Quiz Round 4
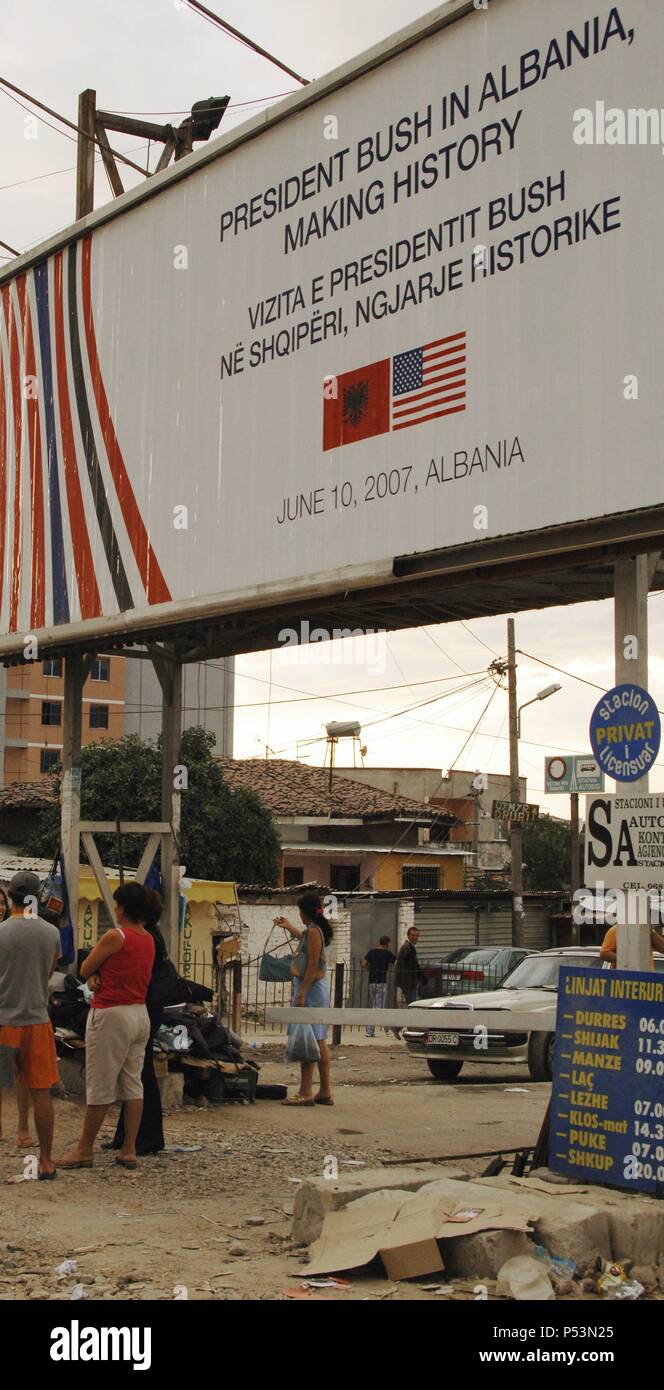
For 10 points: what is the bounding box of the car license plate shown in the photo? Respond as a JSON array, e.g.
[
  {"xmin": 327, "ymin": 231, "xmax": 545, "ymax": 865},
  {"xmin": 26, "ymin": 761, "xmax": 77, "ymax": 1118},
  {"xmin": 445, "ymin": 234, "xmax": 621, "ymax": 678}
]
[{"xmin": 426, "ymin": 1030, "xmax": 459, "ymax": 1046}]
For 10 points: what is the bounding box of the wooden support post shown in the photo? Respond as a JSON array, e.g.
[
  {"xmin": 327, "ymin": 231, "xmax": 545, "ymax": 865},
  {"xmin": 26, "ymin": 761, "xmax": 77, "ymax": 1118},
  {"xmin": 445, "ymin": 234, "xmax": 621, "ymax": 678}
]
[
  {"xmin": 75, "ymin": 89, "xmax": 96, "ymax": 219},
  {"xmin": 151, "ymin": 648, "xmax": 183, "ymax": 960},
  {"xmin": 61, "ymin": 656, "xmax": 85, "ymax": 958},
  {"xmin": 570, "ymin": 792, "xmax": 580, "ymax": 945},
  {"xmin": 332, "ymin": 963, "xmax": 345, "ymax": 1046}
]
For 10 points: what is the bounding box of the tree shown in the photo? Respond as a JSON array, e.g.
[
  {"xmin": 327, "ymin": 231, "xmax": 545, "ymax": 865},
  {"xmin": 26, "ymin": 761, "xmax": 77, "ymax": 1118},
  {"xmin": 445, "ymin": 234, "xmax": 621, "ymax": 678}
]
[
  {"xmin": 521, "ymin": 813, "xmax": 580, "ymax": 892},
  {"xmin": 25, "ymin": 726, "xmax": 280, "ymax": 885}
]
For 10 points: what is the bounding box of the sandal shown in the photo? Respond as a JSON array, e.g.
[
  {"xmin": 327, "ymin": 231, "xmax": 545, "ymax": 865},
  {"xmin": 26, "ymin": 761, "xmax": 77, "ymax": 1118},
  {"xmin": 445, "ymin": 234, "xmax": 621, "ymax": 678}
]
[
  {"xmin": 314, "ymin": 1096, "xmax": 334, "ymax": 1106},
  {"xmin": 281, "ymin": 1096, "xmax": 316, "ymax": 1107},
  {"xmin": 57, "ymin": 1157, "xmax": 94, "ymax": 1170},
  {"xmin": 115, "ymin": 1156, "xmax": 138, "ymax": 1169}
]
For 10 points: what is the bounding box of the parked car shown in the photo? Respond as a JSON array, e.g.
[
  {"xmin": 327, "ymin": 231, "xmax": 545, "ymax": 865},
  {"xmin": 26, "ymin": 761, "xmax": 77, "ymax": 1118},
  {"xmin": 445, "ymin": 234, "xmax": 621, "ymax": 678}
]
[
  {"xmin": 401, "ymin": 946, "xmax": 664, "ymax": 1082},
  {"xmin": 420, "ymin": 945, "xmax": 534, "ymax": 998}
]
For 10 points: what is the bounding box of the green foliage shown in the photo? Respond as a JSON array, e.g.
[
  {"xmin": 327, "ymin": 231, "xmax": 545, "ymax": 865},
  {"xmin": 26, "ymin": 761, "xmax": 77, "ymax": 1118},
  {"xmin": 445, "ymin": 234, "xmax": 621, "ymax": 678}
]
[
  {"xmin": 25, "ymin": 726, "xmax": 280, "ymax": 886},
  {"xmin": 521, "ymin": 813, "xmax": 581, "ymax": 892}
]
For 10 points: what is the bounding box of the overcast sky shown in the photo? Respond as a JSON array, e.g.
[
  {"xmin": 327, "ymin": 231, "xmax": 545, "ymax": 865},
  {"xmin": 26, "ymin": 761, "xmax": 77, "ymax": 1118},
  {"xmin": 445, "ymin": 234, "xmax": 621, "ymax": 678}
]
[{"xmin": 2, "ymin": 0, "xmax": 663, "ymax": 816}]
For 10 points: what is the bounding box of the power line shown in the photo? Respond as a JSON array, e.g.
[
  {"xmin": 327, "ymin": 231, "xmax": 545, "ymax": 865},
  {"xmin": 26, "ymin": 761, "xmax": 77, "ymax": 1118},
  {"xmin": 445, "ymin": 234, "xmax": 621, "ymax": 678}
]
[
  {"xmin": 107, "ymin": 90, "xmax": 298, "ymax": 116},
  {"xmin": 0, "ymin": 76, "xmax": 150, "ymax": 177},
  {"xmin": 181, "ymin": 0, "xmax": 310, "ymax": 86}
]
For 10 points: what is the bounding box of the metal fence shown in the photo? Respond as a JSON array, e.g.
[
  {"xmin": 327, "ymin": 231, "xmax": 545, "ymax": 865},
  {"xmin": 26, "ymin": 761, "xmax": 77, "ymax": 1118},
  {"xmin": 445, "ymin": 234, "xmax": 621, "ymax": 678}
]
[{"xmin": 202, "ymin": 954, "xmax": 516, "ymax": 1039}]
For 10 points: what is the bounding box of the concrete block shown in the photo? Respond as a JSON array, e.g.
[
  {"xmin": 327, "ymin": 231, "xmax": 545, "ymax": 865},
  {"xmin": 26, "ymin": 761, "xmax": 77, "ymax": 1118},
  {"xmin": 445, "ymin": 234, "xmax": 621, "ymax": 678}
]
[
  {"xmin": 533, "ymin": 1205, "xmax": 611, "ymax": 1266},
  {"xmin": 292, "ymin": 1164, "xmax": 468, "ymax": 1246},
  {"xmin": 475, "ymin": 1172, "xmax": 664, "ymax": 1266},
  {"xmin": 158, "ymin": 1072, "xmax": 184, "ymax": 1112},
  {"xmin": 441, "ymin": 1229, "xmax": 533, "ymax": 1279}
]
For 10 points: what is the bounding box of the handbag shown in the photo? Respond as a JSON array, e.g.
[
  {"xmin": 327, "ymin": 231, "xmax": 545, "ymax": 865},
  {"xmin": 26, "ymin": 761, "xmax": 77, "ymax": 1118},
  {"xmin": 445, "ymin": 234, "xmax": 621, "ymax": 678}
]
[{"xmin": 259, "ymin": 923, "xmax": 296, "ymax": 983}]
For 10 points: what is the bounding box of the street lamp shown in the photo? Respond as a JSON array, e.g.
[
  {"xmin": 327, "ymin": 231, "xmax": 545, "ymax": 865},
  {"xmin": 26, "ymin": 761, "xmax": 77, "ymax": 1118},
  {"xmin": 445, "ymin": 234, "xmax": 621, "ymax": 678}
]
[{"xmin": 517, "ymin": 683, "xmax": 562, "ymax": 737}]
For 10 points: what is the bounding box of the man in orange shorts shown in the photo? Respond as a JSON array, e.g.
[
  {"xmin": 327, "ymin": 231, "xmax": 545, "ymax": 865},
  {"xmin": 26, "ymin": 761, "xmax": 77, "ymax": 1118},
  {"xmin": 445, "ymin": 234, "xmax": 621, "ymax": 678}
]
[{"xmin": 0, "ymin": 871, "xmax": 61, "ymax": 1178}]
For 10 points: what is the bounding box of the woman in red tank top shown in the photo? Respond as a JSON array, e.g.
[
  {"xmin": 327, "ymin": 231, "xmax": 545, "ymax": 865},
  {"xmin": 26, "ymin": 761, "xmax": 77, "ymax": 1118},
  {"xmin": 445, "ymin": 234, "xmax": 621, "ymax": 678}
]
[{"xmin": 58, "ymin": 882, "xmax": 155, "ymax": 1172}]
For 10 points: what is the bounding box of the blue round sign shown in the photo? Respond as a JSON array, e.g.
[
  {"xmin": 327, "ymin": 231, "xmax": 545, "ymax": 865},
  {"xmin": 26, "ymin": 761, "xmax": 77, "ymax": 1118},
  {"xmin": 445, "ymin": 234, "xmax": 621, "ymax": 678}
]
[{"xmin": 589, "ymin": 683, "xmax": 661, "ymax": 783}]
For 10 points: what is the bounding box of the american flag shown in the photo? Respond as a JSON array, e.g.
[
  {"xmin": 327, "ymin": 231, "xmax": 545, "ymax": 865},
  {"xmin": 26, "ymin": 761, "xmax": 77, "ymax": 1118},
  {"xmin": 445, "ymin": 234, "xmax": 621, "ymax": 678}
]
[{"xmin": 391, "ymin": 331, "xmax": 466, "ymax": 431}]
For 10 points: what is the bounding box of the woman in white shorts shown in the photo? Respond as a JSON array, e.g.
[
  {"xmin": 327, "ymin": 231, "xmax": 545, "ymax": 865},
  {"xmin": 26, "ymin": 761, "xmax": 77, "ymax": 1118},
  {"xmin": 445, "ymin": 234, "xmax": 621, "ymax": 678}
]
[{"xmin": 58, "ymin": 882, "xmax": 155, "ymax": 1170}]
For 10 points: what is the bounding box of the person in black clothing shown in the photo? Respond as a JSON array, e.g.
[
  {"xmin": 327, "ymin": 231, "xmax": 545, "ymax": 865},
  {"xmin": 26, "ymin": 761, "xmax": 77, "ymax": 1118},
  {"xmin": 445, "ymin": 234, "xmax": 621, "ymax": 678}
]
[
  {"xmin": 395, "ymin": 926, "xmax": 425, "ymax": 1005},
  {"xmin": 103, "ymin": 888, "xmax": 166, "ymax": 1156},
  {"xmin": 362, "ymin": 935, "xmax": 396, "ymax": 1037}
]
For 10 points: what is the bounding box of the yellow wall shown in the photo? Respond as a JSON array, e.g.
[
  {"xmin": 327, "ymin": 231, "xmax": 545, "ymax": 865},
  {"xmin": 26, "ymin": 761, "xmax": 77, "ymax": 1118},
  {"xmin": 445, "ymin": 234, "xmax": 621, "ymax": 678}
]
[
  {"xmin": 74, "ymin": 878, "xmax": 237, "ymax": 986},
  {"xmin": 374, "ymin": 854, "xmax": 465, "ymax": 892}
]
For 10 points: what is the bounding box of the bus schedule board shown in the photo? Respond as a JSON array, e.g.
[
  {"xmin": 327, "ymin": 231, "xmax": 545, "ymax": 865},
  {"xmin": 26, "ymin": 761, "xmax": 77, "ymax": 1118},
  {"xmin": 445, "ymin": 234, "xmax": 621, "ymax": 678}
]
[{"xmin": 550, "ymin": 965, "xmax": 664, "ymax": 1195}]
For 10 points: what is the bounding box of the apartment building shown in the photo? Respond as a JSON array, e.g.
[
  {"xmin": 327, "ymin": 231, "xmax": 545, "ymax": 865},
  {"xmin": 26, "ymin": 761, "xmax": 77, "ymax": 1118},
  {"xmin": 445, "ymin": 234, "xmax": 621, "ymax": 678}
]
[
  {"xmin": 1, "ymin": 655, "xmax": 125, "ymax": 783},
  {"xmin": 0, "ymin": 653, "xmax": 235, "ymax": 787}
]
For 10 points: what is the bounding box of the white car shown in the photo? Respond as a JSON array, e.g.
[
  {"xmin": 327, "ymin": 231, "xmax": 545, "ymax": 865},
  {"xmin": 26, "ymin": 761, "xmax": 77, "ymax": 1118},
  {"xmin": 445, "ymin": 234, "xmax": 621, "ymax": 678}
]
[{"xmin": 401, "ymin": 946, "xmax": 664, "ymax": 1082}]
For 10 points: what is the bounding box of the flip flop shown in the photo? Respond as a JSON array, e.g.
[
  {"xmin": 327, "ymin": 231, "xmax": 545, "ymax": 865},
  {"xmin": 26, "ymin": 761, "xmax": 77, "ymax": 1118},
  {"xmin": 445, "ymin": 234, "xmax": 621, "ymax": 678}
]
[
  {"xmin": 114, "ymin": 1156, "xmax": 138, "ymax": 1169},
  {"xmin": 57, "ymin": 1158, "xmax": 93, "ymax": 1170},
  {"xmin": 281, "ymin": 1096, "xmax": 316, "ymax": 1107},
  {"xmin": 38, "ymin": 1168, "xmax": 57, "ymax": 1181},
  {"xmin": 314, "ymin": 1096, "xmax": 334, "ymax": 1106}
]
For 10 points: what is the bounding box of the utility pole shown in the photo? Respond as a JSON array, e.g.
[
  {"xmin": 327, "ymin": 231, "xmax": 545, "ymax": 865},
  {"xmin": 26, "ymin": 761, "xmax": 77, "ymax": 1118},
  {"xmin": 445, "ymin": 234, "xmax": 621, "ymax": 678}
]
[
  {"xmin": 507, "ymin": 618, "xmax": 524, "ymax": 947},
  {"xmin": 570, "ymin": 791, "xmax": 580, "ymax": 943}
]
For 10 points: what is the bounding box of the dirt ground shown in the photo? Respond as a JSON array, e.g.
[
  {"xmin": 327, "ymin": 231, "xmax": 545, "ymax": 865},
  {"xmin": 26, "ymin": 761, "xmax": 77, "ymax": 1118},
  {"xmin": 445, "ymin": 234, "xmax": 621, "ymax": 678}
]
[{"xmin": 0, "ymin": 1043, "xmax": 601, "ymax": 1301}]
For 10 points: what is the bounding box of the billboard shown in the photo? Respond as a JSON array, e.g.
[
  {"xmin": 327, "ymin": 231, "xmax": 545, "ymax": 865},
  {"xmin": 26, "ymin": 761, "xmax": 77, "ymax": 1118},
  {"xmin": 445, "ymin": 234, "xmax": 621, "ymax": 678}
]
[{"xmin": 0, "ymin": 0, "xmax": 662, "ymax": 653}]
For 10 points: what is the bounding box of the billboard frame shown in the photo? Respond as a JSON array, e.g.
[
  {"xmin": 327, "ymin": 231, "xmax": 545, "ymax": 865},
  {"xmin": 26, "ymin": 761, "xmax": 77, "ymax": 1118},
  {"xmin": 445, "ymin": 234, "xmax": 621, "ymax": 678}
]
[{"xmin": 0, "ymin": 0, "xmax": 663, "ymax": 663}]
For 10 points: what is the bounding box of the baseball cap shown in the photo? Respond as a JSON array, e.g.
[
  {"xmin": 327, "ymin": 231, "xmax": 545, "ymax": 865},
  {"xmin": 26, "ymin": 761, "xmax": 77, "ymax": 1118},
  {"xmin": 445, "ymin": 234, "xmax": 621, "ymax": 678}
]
[{"xmin": 8, "ymin": 870, "xmax": 41, "ymax": 905}]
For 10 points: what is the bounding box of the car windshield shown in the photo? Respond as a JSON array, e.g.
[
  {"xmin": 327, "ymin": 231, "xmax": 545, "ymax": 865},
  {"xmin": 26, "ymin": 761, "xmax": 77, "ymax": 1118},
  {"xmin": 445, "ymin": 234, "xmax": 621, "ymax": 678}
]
[{"xmin": 502, "ymin": 954, "xmax": 600, "ymax": 989}]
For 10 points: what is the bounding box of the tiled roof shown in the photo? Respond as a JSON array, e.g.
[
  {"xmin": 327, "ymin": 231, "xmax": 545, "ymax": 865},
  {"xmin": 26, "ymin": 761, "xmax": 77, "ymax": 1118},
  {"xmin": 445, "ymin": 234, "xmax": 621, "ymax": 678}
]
[
  {"xmin": 216, "ymin": 758, "xmax": 454, "ymax": 824},
  {"xmin": 0, "ymin": 780, "xmax": 57, "ymax": 809}
]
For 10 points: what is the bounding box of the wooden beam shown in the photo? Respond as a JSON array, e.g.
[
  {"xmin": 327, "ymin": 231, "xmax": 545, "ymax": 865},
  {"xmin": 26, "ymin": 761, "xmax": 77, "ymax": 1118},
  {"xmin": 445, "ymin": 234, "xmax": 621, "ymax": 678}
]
[
  {"xmin": 75, "ymin": 88, "xmax": 96, "ymax": 219},
  {"xmin": 94, "ymin": 118, "xmax": 124, "ymax": 198},
  {"xmin": 155, "ymin": 137, "xmax": 176, "ymax": 173},
  {"xmin": 78, "ymin": 821, "xmax": 170, "ymax": 833},
  {"xmin": 266, "ymin": 1006, "xmax": 557, "ymax": 1031},
  {"xmin": 96, "ymin": 111, "xmax": 173, "ymax": 141},
  {"xmin": 134, "ymin": 833, "xmax": 162, "ymax": 885},
  {"xmin": 80, "ymin": 831, "xmax": 118, "ymax": 920},
  {"xmin": 61, "ymin": 655, "xmax": 85, "ymax": 952}
]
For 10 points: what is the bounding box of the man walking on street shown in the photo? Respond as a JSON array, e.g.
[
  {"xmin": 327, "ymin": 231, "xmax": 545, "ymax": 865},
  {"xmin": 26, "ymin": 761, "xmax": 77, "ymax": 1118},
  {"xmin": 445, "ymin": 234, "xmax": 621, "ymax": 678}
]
[
  {"xmin": 363, "ymin": 935, "xmax": 396, "ymax": 1036},
  {"xmin": 396, "ymin": 925, "xmax": 425, "ymax": 1005},
  {"xmin": 0, "ymin": 872, "xmax": 61, "ymax": 1178}
]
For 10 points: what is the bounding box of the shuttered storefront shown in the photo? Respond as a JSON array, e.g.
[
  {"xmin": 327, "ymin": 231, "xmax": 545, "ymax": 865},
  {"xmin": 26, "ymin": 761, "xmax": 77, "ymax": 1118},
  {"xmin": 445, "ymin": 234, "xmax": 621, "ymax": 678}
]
[
  {"xmin": 413, "ymin": 902, "xmax": 479, "ymax": 959},
  {"xmin": 411, "ymin": 898, "xmax": 553, "ymax": 958},
  {"xmin": 523, "ymin": 902, "xmax": 551, "ymax": 950},
  {"xmin": 477, "ymin": 907, "xmax": 513, "ymax": 946}
]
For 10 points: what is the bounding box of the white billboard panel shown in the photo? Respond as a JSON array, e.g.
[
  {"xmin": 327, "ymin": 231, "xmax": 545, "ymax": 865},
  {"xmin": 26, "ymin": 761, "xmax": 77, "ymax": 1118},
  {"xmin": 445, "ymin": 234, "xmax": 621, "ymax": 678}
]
[{"xmin": 0, "ymin": 0, "xmax": 662, "ymax": 649}]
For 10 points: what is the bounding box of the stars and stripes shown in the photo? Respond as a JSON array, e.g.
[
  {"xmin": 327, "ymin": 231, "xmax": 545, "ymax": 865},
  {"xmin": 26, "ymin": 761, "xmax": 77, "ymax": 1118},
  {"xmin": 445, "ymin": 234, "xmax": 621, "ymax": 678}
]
[
  {"xmin": 323, "ymin": 329, "xmax": 467, "ymax": 450},
  {"xmin": 392, "ymin": 331, "xmax": 466, "ymax": 431},
  {"xmin": 0, "ymin": 235, "xmax": 171, "ymax": 633}
]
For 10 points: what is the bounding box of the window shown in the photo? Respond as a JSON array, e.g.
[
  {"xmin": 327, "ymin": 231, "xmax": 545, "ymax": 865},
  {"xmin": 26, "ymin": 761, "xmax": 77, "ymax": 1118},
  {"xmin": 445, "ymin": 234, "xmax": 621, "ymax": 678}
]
[
  {"xmin": 402, "ymin": 865, "xmax": 439, "ymax": 891},
  {"xmin": 40, "ymin": 748, "xmax": 60, "ymax": 773},
  {"xmin": 42, "ymin": 658, "xmax": 62, "ymax": 678},
  {"xmin": 283, "ymin": 866, "xmax": 304, "ymax": 887},
  {"xmin": 41, "ymin": 701, "xmax": 61, "ymax": 726},
  {"xmin": 89, "ymin": 657, "xmax": 110, "ymax": 682},
  {"xmin": 330, "ymin": 864, "xmax": 360, "ymax": 892},
  {"xmin": 89, "ymin": 704, "xmax": 109, "ymax": 729}
]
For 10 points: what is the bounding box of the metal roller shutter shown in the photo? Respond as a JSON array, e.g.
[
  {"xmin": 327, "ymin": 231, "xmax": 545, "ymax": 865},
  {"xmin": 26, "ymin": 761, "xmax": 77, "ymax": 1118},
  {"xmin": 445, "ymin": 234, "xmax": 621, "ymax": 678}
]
[
  {"xmin": 413, "ymin": 902, "xmax": 478, "ymax": 960},
  {"xmin": 477, "ymin": 908, "xmax": 513, "ymax": 946},
  {"xmin": 523, "ymin": 904, "xmax": 551, "ymax": 950}
]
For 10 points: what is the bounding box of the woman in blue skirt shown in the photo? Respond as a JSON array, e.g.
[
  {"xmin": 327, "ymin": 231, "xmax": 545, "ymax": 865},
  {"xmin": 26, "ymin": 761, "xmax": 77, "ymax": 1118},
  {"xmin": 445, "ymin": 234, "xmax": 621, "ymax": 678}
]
[{"xmin": 274, "ymin": 891, "xmax": 334, "ymax": 1107}]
